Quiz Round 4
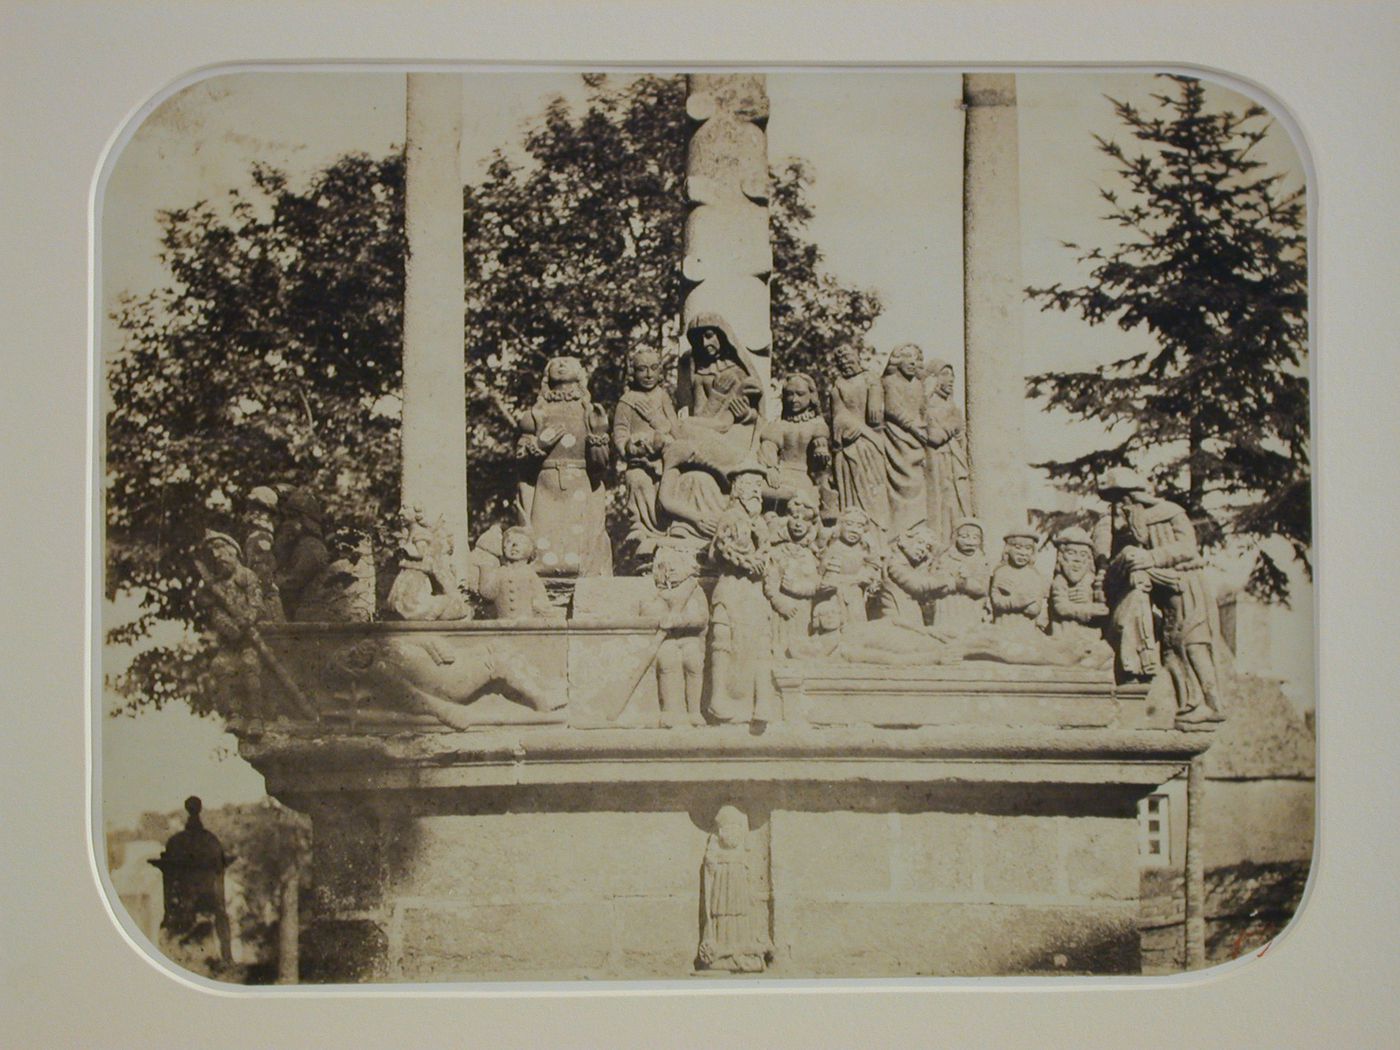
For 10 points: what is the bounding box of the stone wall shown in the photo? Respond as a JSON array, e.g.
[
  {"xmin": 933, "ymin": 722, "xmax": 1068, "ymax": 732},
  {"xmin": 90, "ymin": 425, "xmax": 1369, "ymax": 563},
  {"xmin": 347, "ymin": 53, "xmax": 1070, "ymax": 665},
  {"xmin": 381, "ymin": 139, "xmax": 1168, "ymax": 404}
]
[{"xmin": 295, "ymin": 778, "xmax": 1146, "ymax": 981}]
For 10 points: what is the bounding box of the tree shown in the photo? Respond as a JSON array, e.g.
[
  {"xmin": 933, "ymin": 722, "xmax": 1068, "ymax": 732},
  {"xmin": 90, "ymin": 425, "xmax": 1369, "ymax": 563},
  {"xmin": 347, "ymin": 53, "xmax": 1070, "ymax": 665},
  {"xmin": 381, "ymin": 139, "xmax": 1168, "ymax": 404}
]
[
  {"xmin": 106, "ymin": 73, "xmax": 880, "ymax": 713},
  {"xmin": 461, "ymin": 74, "xmax": 880, "ymax": 528},
  {"xmin": 1025, "ymin": 75, "xmax": 1308, "ymax": 602}
]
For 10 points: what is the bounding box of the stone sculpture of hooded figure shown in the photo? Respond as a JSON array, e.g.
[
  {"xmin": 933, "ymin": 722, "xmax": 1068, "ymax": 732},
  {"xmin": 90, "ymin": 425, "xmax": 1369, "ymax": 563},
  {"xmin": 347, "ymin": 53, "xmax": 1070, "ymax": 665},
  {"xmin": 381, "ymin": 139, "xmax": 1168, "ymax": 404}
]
[
  {"xmin": 675, "ymin": 312, "xmax": 767, "ymax": 432},
  {"xmin": 921, "ymin": 357, "xmax": 971, "ymax": 548}
]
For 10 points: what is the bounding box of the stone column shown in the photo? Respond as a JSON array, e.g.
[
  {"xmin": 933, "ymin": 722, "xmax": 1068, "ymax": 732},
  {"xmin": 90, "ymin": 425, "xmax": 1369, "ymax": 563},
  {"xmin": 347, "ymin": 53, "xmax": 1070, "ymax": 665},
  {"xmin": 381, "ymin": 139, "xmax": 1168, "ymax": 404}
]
[
  {"xmin": 683, "ymin": 74, "xmax": 773, "ymax": 413},
  {"xmin": 1184, "ymin": 755, "xmax": 1206, "ymax": 968},
  {"xmin": 962, "ymin": 73, "xmax": 1027, "ymax": 536},
  {"xmin": 402, "ymin": 74, "xmax": 470, "ymax": 565}
]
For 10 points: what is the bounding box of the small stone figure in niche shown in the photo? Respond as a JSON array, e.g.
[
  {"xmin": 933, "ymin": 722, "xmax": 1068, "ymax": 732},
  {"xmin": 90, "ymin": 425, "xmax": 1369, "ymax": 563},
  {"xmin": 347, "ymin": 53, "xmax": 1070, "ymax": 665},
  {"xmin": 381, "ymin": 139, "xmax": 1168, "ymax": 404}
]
[
  {"xmin": 818, "ymin": 507, "xmax": 884, "ymax": 624},
  {"xmin": 476, "ymin": 526, "xmax": 563, "ymax": 621},
  {"xmin": 921, "ymin": 358, "xmax": 971, "ymax": 549},
  {"xmin": 194, "ymin": 530, "xmax": 273, "ymax": 721},
  {"xmin": 515, "ymin": 355, "xmax": 613, "ymax": 578},
  {"xmin": 758, "ymin": 372, "xmax": 831, "ymax": 506},
  {"xmin": 697, "ymin": 806, "xmax": 772, "ymax": 974},
  {"xmin": 677, "ymin": 313, "xmax": 766, "ymax": 433},
  {"xmin": 385, "ymin": 504, "xmax": 469, "ymax": 621},
  {"xmin": 242, "ymin": 485, "xmax": 283, "ymax": 622},
  {"xmin": 1049, "ymin": 526, "xmax": 1112, "ymax": 652},
  {"xmin": 296, "ymin": 526, "xmax": 376, "ymax": 623},
  {"xmin": 1098, "ymin": 468, "xmax": 1224, "ymax": 726},
  {"xmin": 762, "ymin": 489, "xmax": 825, "ymax": 655},
  {"xmin": 612, "ymin": 346, "xmax": 679, "ymax": 539},
  {"xmin": 927, "ymin": 516, "xmax": 992, "ymax": 634},
  {"xmin": 706, "ymin": 462, "xmax": 779, "ymax": 725},
  {"xmin": 787, "ymin": 596, "xmax": 952, "ymax": 665},
  {"xmin": 273, "ymin": 487, "xmax": 330, "ymax": 621},
  {"xmin": 828, "ymin": 344, "xmax": 891, "ymax": 528},
  {"xmin": 989, "ymin": 528, "xmax": 1046, "ymax": 625},
  {"xmin": 878, "ymin": 524, "xmax": 940, "ymax": 627},
  {"xmin": 149, "ymin": 796, "xmax": 233, "ymax": 974},
  {"xmin": 881, "ymin": 344, "xmax": 929, "ymax": 534},
  {"xmin": 639, "ymin": 545, "xmax": 709, "ymax": 727}
]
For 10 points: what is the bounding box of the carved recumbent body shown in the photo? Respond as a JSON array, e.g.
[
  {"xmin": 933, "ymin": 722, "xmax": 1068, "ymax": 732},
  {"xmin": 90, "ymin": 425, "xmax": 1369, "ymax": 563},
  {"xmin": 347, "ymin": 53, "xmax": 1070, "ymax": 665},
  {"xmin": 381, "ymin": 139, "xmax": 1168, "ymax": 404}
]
[{"xmin": 209, "ymin": 331, "xmax": 1224, "ymax": 737}]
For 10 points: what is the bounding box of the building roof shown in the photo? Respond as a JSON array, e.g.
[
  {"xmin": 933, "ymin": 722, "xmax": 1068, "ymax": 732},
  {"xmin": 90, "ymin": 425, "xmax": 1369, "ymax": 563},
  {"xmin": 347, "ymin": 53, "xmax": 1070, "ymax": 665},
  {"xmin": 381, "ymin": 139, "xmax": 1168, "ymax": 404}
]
[{"xmin": 1204, "ymin": 671, "xmax": 1316, "ymax": 780}]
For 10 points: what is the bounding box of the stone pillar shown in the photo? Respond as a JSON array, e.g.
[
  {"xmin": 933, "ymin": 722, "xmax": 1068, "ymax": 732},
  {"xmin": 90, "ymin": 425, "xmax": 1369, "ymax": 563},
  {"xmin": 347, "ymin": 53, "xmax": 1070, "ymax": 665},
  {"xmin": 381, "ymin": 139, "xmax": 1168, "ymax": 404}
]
[
  {"xmin": 277, "ymin": 863, "xmax": 299, "ymax": 984},
  {"xmin": 1184, "ymin": 755, "xmax": 1206, "ymax": 968},
  {"xmin": 683, "ymin": 74, "xmax": 773, "ymax": 413},
  {"xmin": 962, "ymin": 73, "xmax": 1027, "ymax": 537},
  {"xmin": 402, "ymin": 74, "xmax": 470, "ymax": 565}
]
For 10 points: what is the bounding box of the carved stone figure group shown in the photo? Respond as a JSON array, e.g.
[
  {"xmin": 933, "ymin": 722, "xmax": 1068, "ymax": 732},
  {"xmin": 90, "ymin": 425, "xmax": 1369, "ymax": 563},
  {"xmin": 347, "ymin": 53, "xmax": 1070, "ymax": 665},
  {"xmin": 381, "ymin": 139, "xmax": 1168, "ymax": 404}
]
[{"xmin": 194, "ymin": 312, "xmax": 1224, "ymax": 730}]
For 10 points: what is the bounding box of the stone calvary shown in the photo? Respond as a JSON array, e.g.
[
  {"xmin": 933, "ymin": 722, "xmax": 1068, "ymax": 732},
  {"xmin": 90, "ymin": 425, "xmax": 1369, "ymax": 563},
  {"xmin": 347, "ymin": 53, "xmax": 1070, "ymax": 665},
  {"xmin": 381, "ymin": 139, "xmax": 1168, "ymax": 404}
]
[{"xmin": 189, "ymin": 73, "xmax": 1227, "ymax": 981}]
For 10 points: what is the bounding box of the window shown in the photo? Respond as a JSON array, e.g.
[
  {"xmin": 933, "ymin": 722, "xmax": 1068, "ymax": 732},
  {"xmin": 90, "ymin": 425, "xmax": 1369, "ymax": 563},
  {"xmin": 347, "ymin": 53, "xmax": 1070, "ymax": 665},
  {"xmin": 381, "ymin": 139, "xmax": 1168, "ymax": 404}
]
[{"xmin": 1139, "ymin": 793, "xmax": 1171, "ymax": 864}]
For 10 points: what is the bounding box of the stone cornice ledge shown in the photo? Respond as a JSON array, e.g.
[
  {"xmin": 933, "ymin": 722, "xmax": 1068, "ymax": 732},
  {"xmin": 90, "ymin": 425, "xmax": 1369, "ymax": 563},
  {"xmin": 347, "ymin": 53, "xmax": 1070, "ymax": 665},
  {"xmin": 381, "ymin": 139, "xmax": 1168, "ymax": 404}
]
[{"xmin": 242, "ymin": 724, "xmax": 1213, "ymax": 796}]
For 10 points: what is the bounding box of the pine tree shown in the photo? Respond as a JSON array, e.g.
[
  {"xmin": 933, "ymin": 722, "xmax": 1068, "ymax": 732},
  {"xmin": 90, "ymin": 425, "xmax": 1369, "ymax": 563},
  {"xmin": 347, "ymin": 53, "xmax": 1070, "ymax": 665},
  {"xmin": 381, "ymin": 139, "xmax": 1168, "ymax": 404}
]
[{"xmin": 1026, "ymin": 75, "xmax": 1309, "ymax": 602}]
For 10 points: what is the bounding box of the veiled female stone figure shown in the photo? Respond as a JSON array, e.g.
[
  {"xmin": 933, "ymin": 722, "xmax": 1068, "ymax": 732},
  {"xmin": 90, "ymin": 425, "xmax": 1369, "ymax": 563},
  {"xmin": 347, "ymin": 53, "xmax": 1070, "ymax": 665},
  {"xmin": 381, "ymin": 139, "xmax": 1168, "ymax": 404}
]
[
  {"xmin": 697, "ymin": 806, "xmax": 771, "ymax": 973},
  {"xmin": 676, "ymin": 313, "xmax": 766, "ymax": 430},
  {"xmin": 881, "ymin": 344, "xmax": 928, "ymax": 534},
  {"xmin": 829, "ymin": 345, "xmax": 890, "ymax": 528},
  {"xmin": 921, "ymin": 358, "xmax": 971, "ymax": 548},
  {"xmin": 515, "ymin": 355, "xmax": 612, "ymax": 578}
]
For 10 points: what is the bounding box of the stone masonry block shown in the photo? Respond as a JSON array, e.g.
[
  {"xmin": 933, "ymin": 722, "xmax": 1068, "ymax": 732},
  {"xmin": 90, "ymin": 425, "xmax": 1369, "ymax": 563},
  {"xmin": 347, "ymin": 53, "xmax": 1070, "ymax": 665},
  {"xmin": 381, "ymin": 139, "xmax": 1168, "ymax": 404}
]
[
  {"xmin": 612, "ymin": 896, "xmax": 703, "ymax": 976},
  {"xmin": 399, "ymin": 901, "xmax": 613, "ymax": 979},
  {"xmin": 780, "ymin": 901, "xmax": 1139, "ymax": 977},
  {"xmin": 981, "ymin": 815, "xmax": 1061, "ymax": 896},
  {"xmin": 1064, "ymin": 816, "xmax": 1140, "ymax": 901},
  {"xmin": 894, "ymin": 811, "xmax": 980, "ymax": 896},
  {"xmin": 772, "ymin": 810, "xmax": 891, "ymax": 898},
  {"xmin": 391, "ymin": 811, "xmax": 703, "ymax": 902}
]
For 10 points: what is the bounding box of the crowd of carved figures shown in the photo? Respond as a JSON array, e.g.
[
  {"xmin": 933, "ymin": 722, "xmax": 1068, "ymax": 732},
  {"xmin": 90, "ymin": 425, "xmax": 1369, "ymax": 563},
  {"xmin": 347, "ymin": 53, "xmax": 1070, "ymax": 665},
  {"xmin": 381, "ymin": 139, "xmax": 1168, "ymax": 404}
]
[{"xmin": 197, "ymin": 313, "xmax": 1224, "ymax": 730}]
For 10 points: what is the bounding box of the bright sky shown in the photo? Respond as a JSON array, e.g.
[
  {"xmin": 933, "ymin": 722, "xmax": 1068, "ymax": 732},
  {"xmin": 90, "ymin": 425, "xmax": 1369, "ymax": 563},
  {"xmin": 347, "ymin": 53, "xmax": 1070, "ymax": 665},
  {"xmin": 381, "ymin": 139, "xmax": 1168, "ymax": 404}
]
[{"xmin": 99, "ymin": 69, "xmax": 1313, "ymax": 827}]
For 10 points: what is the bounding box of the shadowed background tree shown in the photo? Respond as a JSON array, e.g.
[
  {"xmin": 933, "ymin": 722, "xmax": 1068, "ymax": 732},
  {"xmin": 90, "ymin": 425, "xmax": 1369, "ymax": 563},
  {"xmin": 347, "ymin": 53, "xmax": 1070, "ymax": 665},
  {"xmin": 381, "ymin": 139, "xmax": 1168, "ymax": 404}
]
[
  {"xmin": 106, "ymin": 73, "xmax": 880, "ymax": 714},
  {"xmin": 1025, "ymin": 75, "xmax": 1308, "ymax": 602}
]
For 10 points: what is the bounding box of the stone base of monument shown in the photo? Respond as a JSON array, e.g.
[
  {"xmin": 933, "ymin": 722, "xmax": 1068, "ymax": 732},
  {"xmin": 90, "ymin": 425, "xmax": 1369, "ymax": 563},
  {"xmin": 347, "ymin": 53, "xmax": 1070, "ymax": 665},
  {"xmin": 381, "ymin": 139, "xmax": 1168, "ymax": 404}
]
[{"xmin": 238, "ymin": 620, "xmax": 1208, "ymax": 981}]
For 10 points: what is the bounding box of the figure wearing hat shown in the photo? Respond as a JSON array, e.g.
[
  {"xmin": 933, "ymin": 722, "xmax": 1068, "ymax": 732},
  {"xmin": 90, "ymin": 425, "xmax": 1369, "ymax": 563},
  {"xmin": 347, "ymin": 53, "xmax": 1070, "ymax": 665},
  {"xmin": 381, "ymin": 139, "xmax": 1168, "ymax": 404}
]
[
  {"xmin": 1098, "ymin": 467, "xmax": 1223, "ymax": 725},
  {"xmin": 989, "ymin": 526, "xmax": 1047, "ymax": 626},
  {"xmin": 927, "ymin": 517, "xmax": 993, "ymax": 634},
  {"xmin": 1049, "ymin": 527, "xmax": 1112, "ymax": 652},
  {"xmin": 194, "ymin": 530, "xmax": 270, "ymax": 718},
  {"xmin": 242, "ymin": 486, "xmax": 284, "ymax": 622},
  {"xmin": 706, "ymin": 459, "xmax": 778, "ymax": 724}
]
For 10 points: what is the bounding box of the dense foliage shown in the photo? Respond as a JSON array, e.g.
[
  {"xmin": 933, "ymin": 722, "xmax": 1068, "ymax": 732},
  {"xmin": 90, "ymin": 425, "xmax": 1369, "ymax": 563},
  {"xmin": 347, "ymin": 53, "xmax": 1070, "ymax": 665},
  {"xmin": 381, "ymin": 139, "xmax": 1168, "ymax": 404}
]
[
  {"xmin": 1025, "ymin": 76, "xmax": 1309, "ymax": 601},
  {"xmin": 106, "ymin": 73, "xmax": 880, "ymax": 713}
]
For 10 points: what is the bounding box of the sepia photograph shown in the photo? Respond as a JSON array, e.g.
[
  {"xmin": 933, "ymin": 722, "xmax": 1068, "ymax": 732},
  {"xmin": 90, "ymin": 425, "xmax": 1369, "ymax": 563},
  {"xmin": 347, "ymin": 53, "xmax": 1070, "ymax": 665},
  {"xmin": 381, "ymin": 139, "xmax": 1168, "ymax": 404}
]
[{"xmin": 96, "ymin": 67, "xmax": 1315, "ymax": 985}]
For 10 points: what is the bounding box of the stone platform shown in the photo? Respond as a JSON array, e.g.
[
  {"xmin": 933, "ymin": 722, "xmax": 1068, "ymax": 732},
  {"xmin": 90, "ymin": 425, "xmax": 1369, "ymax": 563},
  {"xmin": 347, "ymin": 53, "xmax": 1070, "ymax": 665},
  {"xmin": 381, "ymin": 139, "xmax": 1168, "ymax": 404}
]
[{"xmin": 239, "ymin": 619, "xmax": 1208, "ymax": 981}]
